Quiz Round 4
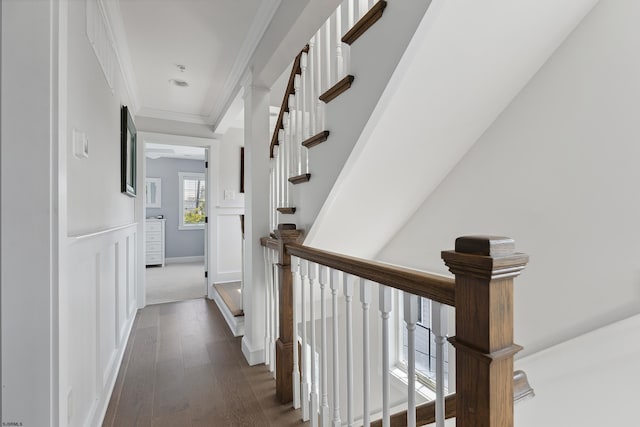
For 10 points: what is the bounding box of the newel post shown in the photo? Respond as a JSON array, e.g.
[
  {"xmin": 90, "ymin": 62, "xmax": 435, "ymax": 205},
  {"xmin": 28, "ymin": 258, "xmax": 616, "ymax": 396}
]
[
  {"xmin": 441, "ymin": 236, "xmax": 529, "ymax": 427},
  {"xmin": 274, "ymin": 224, "xmax": 303, "ymax": 403}
]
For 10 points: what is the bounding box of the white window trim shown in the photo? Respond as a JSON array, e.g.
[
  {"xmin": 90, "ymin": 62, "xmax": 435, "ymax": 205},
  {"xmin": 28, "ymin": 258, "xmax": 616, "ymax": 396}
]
[{"xmin": 178, "ymin": 172, "xmax": 206, "ymax": 230}]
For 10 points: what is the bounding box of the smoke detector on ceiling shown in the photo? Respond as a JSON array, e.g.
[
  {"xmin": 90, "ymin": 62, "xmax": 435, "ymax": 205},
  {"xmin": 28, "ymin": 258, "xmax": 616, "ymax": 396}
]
[{"xmin": 169, "ymin": 78, "xmax": 189, "ymax": 87}]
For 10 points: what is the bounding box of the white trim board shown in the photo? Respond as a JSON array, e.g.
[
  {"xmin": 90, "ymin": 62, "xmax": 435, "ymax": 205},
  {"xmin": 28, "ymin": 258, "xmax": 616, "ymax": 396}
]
[
  {"xmin": 241, "ymin": 336, "xmax": 265, "ymax": 366},
  {"xmin": 165, "ymin": 256, "xmax": 204, "ymax": 264},
  {"xmin": 211, "ymin": 287, "xmax": 245, "ymax": 338}
]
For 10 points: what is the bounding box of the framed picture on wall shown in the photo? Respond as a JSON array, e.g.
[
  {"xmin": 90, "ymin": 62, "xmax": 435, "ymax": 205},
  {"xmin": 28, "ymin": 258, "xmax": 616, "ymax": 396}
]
[
  {"xmin": 240, "ymin": 147, "xmax": 245, "ymax": 193},
  {"xmin": 121, "ymin": 105, "xmax": 137, "ymax": 197}
]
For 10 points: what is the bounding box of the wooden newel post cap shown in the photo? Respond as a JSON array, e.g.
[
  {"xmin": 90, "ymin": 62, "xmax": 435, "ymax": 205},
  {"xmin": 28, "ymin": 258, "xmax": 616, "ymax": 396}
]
[
  {"xmin": 274, "ymin": 224, "xmax": 302, "ymax": 265},
  {"xmin": 442, "ymin": 235, "xmax": 529, "ymax": 280}
]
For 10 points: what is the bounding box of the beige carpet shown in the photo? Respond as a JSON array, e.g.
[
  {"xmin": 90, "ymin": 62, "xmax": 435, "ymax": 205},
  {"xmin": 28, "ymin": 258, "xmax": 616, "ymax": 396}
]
[
  {"xmin": 145, "ymin": 261, "xmax": 206, "ymax": 305},
  {"xmin": 214, "ymin": 281, "xmax": 243, "ymax": 316}
]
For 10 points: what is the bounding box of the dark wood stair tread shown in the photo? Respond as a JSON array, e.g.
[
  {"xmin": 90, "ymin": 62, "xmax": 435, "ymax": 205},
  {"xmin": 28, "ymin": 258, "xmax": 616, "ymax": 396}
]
[
  {"xmin": 288, "ymin": 174, "xmax": 311, "ymax": 184},
  {"xmin": 276, "ymin": 207, "xmax": 297, "ymax": 214},
  {"xmin": 319, "ymin": 75, "xmax": 354, "ymax": 103},
  {"xmin": 342, "ymin": 0, "xmax": 388, "ymax": 45},
  {"xmin": 302, "ymin": 131, "xmax": 330, "ymax": 149}
]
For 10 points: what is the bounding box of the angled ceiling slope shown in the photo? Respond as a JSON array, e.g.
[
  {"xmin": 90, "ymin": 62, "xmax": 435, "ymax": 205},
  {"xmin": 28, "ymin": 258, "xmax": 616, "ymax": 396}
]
[{"xmin": 305, "ymin": 0, "xmax": 599, "ymax": 258}]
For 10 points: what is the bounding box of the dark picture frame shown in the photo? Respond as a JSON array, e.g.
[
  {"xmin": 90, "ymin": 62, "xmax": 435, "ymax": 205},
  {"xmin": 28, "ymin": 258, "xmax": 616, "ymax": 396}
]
[
  {"xmin": 121, "ymin": 105, "xmax": 137, "ymax": 197},
  {"xmin": 240, "ymin": 147, "xmax": 245, "ymax": 193}
]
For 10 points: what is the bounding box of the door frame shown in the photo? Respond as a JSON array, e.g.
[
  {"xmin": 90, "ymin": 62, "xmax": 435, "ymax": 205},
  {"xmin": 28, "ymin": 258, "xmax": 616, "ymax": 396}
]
[{"xmin": 137, "ymin": 132, "xmax": 219, "ymax": 308}]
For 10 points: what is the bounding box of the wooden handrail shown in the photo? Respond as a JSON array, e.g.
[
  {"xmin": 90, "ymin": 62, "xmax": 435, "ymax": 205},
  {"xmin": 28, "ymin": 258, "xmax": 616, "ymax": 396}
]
[
  {"xmin": 285, "ymin": 242, "xmax": 455, "ymax": 307},
  {"xmin": 260, "ymin": 236, "xmax": 279, "ymax": 251},
  {"xmin": 371, "ymin": 370, "xmax": 534, "ymax": 427},
  {"xmin": 269, "ymin": 45, "xmax": 309, "ymax": 159}
]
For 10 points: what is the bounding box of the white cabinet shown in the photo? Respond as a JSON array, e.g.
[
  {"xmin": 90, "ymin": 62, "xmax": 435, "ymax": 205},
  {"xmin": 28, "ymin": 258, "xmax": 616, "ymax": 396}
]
[{"xmin": 145, "ymin": 218, "xmax": 165, "ymax": 266}]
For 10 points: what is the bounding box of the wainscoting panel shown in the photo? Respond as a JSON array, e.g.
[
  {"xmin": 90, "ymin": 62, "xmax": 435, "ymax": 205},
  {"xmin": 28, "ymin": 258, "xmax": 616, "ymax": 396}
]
[
  {"xmin": 61, "ymin": 224, "xmax": 138, "ymax": 427},
  {"xmin": 214, "ymin": 209, "xmax": 243, "ymax": 283}
]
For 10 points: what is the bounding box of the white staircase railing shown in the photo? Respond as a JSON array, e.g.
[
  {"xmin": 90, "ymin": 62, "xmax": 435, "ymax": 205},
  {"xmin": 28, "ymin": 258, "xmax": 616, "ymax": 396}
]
[
  {"xmin": 292, "ymin": 255, "xmax": 452, "ymax": 427},
  {"xmin": 269, "ymin": 0, "xmax": 382, "ymax": 232}
]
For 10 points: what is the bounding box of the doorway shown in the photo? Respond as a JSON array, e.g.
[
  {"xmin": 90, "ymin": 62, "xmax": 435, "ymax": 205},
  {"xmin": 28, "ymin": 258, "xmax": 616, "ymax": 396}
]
[{"xmin": 143, "ymin": 142, "xmax": 208, "ymax": 305}]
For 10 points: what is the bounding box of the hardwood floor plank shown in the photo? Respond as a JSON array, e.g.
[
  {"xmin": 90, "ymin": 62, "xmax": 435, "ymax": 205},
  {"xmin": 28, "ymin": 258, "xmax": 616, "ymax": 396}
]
[{"xmin": 104, "ymin": 298, "xmax": 306, "ymax": 426}]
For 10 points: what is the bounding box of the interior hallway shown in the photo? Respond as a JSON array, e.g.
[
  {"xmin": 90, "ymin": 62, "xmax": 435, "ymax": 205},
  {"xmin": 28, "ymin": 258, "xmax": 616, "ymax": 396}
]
[
  {"xmin": 145, "ymin": 262, "xmax": 205, "ymax": 305},
  {"xmin": 103, "ymin": 298, "xmax": 306, "ymax": 426}
]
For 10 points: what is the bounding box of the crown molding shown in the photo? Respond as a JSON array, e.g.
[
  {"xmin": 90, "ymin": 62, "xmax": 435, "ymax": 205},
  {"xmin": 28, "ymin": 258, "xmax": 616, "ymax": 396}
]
[
  {"xmin": 205, "ymin": 0, "xmax": 282, "ymax": 126},
  {"xmin": 98, "ymin": 0, "xmax": 140, "ymax": 113},
  {"xmin": 137, "ymin": 107, "xmax": 210, "ymax": 125}
]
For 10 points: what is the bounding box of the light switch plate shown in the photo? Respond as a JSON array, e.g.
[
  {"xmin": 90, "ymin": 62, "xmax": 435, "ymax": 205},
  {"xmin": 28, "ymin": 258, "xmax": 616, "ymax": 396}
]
[{"xmin": 72, "ymin": 128, "xmax": 89, "ymax": 159}]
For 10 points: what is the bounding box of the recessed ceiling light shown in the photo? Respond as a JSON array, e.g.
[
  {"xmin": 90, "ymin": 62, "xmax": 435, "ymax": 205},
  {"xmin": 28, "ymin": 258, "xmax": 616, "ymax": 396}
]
[{"xmin": 169, "ymin": 78, "xmax": 189, "ymax": 87}]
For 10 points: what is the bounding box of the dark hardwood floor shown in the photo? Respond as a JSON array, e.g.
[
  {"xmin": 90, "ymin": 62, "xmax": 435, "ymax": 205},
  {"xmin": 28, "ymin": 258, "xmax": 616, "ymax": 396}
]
[{"xmin": 103, "ymin": 298, "xmax": 308, "ymax": 427}]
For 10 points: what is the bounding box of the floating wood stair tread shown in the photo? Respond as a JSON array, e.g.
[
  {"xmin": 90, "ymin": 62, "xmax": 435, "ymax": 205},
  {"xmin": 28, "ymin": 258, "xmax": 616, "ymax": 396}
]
[
  {"xmin": 319, "ymin": 75, "xmax": 355, "ymax": 103},
  {"xmin": 342, "ymin": 0, "xmax": 388, "ymax": 45},
  {"xmin": 302, "ymin": 130, "xmax": 330, "ymax": 149},
  {"xmin": 277, "ymin": 207, "xmax": 297, "ymax": 214},
  {"xmin": 288, "ymin": 174, "xmax": 311, "ymax": 184}
]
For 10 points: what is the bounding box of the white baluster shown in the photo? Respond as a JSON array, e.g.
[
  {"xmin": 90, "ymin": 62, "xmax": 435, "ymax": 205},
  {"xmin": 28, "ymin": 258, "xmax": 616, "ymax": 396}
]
[
  {"xmin": 360, "ymin": 278, "xmax": 372, "ymax": 427},
  {"xmin": 271, "ymin": 250, "xmax": 278, "ymax": 375},
  {"xmin": 308, "ymin": 36, "xmax": 317, "ymax": 136},
  {"xmin": 263, "ymin": 246, "xmax": 271, "ymax": 367},
  {"xmin": 404, "ymin": 294, "xmax": 419, "ymax": 427},
  {"xmin": 300, "ymin": 52, "xmax": 310, "ymax": 174},
  {"xmin": 335, "ymin": 5, "xmax": 344, "ymax": 80},
  {"xmin": 301, "ymin": 259, "xmax": 310, "ymax": 421},
  {"xmin": 432, "ymin": 302, "xmax": 448, "ymax": 427},
  {"xmin": 358, "ymin": 0, "xmax": 368, "ymax": 20},
  {"xmin": 301, "ymin": 52, "xmax": 309, "ymax": 139},
  {"xmin": 323, "ymin": 19, "xmax": 332, "ymax": 91},
  {"xmin": 292, "ymin": 256, "xmax": 301, "ymax": 409},
  {"xmin": 314, "ymin": 28, "xmax": 324, "ymax": 131},
  {"xmin": 379, "ymin": 285, "xmax": 392, "ymax": 427},
  {"xmin": 330, "ymin": 270, "xmax": 341, "ymax": 427},
  {"xmin": 269, "ymin": 161, "xmax": 273, "ymax": 230},
  {"xmin": 282, "ymin": 112, "xmax": 290, "ymax": 203},
  {"xmin": 348, "ymin": 0, "xmax": 355, "ymax": 30},
  {"xmin": 319, "ymin": 266, "xmax": 330, "ymax": 427},
  {"xmin": 294, "ymin": 75, "xmax": 302, "ymax": 176},
  {"xmin": 309, "ymin": 263, "xmax": 319, "ymax": 427},
  {"xmin": 278, "ymin": 129, "xmax": 285, "ymax": 208},
  {"xmin": 343, "ymin": 274, "xmax": 354, "ymax": 427},
  {"xmin": 288, "ymin": 95, "xmax": 296, "ymax": 179}
]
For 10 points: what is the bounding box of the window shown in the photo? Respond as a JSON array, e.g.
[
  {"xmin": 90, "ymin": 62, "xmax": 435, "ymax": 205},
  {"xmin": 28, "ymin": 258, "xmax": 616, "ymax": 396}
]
[
  {"xmin": 178, "ymin": 172, "xmax": 206, "ymax": 230},
  {"xmin": 400, "ymin": 298, "xmax": 450, "ymax": 392}
]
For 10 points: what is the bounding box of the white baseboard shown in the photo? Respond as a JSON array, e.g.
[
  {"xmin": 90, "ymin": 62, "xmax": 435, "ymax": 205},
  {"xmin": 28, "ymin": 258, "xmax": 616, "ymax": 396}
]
[
  {"xmin": 241, "ymin": 336, "xmax": 265, "ymax": 366},
  {"xmin": 211, "ymin": 286, "xmax": 244, "ymax": 337},
  {"xmin": 165, "ymin": 255, "xmax": 204, "ymax": 264}
]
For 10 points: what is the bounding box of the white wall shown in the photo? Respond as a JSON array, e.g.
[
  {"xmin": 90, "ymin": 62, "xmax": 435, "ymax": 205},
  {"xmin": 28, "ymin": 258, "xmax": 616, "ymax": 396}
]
[
  {"xmin": 514, "ymin": 313, "xmax": 640, "ymax": 427},
  {"xmin": 1, "ymin": 1, "xmax": 59, "ymax": 425},
  {"xmin": 378, "ymin": 0, "xmax": 640, "ymax": 359},
  {"xmin": 65, "ymin": 1, "xmax": 135, "ymax": 235},
  {"xmin": 305, "ymin": 0, "xmax": 598, "ymax": 256},
  {"xmin": 61, "ymin": 0, "xmax": 142, "ymax": 425},
  {"xmin": 212, "ymin": 127, "xmax": 244, "ymax": 284},
  {"xmin": 294, "ymin": 0, "xmax": 435, "ymax": 236}
]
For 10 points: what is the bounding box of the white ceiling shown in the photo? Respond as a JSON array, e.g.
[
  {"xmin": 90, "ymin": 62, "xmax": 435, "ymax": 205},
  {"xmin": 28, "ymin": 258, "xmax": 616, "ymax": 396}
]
[{"xmin": 117, "ymin": 0, "xmax": 279, "ymax": 125}]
